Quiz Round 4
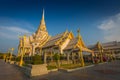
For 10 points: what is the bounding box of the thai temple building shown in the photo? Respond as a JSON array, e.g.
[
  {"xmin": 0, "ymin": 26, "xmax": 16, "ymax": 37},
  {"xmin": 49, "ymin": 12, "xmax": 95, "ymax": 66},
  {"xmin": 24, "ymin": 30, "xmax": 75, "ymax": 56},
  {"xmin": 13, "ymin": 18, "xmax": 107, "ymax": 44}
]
[
  {"xmin": 18, "ymin": 10, "xmax": 94, "ymax": 64},
  {"xmin": 88, "ymin": 41, "xmax": 120, "ymax": 62}
]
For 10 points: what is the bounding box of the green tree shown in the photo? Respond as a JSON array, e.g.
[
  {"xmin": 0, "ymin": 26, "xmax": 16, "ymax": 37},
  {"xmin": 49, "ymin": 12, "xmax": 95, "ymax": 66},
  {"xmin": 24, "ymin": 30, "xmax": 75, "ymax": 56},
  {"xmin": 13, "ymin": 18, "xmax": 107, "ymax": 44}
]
[
  {"xmin": 16, "ymin": 56, "xmax": 21, "ymax": 62},
  {"xmin": 32, "ymin": 55, "xmax": 43, "ymax": 65},
  {"xmin": 53, "ymin": 53, "xmax": 60, "ymax": 68}
]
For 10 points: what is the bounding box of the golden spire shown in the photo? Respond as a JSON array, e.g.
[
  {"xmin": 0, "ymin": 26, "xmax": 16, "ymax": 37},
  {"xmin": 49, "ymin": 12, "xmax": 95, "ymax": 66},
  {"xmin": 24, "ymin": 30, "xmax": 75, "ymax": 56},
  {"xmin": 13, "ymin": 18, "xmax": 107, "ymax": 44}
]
[
  {"xmin": 41, "ymin": 9, "xmax": 45, "ymax": 25},
  {"xmin": 77, "ymin": 28, "xmax": 86, "ymax": 47},
  {"xmin": 37, "ymin": 9, "xmax": 46, "ymax": 33}
]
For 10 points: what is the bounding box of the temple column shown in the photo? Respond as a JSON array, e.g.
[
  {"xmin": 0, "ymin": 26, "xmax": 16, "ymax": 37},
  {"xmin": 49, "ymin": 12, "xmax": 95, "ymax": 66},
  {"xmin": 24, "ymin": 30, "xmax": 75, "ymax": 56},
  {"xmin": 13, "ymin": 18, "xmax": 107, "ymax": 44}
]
[
  {"xmin": 100, "ymin": 49, "xmax": 103, "ymax": 62},
  {"xmin": 44, "ymin": 51, "xmax": 47, "ymax": 64},
  {"xmin": 32, "ymin": 45, "xmax": 35, "ymax": 56},
  {"xmin": 18, "ymin": 47, "xmax": 21, "ymax": 56},
  {"xmin": 112, "ymin": 50, "xmax": 116, "ymax": 60},
  {"xmin": 17, "ymin": 47, "xmax": 20, "ymax": 56},
  {"xmin": 19, "ymin": 47, "xmax": 24, "ymax": 66},
  {"xmin": 78, "ymin": 52, "xmax": 80, "ymax": 63},
  {"xmin": 71, "ymin": 52, "xmax": 74, "ymax": 64},
  {"xmin": 110, "ymin": 51, "xmax": 113, "ymax": 61},
  {"xmin": 91, "ymin": 52, "xmax": 95, "ymax": 63},
  {"xmin": 67, "ymin": 53, "xmax": 70, "ymax": 64},
  {"xmin": 40, "ymin": 48, "xmax": 42, "ymax": 56},
  {"xmin": 51, "ymin": 51, "xmax": 53, "ymax": 62},
  {"xmin": 79, "ymin": 49, "xmax": 85, "ymax": 67}
]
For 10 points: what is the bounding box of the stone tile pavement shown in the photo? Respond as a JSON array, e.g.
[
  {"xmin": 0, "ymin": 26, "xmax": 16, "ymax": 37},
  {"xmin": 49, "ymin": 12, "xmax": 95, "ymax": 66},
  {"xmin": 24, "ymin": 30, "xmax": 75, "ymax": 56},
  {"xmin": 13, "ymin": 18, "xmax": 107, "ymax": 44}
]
[
  {"xmin": 32, "ymin": 60, "xmax": 120, "ymax": 80},
  {"xmin": 0, "ymin": 59, "xmax": 120, "ymax": 80},
  {"xmin": 0, "ymin": 60, "xmax": 29, "ymax": 80}
]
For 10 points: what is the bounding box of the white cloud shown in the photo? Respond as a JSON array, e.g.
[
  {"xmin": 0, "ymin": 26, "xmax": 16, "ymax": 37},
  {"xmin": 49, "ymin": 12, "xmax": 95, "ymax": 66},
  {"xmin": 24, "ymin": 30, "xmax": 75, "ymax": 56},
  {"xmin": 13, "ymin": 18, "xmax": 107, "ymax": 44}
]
[
  {"xmin": 0, "ymin": 18, "xmax": 35, "ymax": 53},
  {"xmin": 98, "ymin": 20, "xmax": 115, "ymax": 30},
  {"xmin": 98, "ymin": 13, "xmax": 120, "ymax": 41},
  {"xmin": 0, "ymin": 26, "xmax": 31, "ymax": 40}
]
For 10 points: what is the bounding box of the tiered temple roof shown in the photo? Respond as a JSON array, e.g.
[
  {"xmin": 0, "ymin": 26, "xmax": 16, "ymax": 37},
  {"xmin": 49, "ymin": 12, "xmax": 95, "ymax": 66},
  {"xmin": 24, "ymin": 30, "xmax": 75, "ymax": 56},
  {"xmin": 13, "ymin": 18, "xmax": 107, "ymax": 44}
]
[
  {"xmin": 102, "ymin": 41, "xmax": 120, "ymax": 50},
  {"xmin": 64, "ymin": 37, "xmax": 93, "ymax": 53},
  {"xmin": 64, "ymin": 30, "xmax": 93, "ymax": 53},
  {"xmin": 43, "ymin": 31, "xmax": 70, "ymax": 48},
  {"xmin": 88, "ymin": 41, "xmax": 120, "ymax": 50},
  {"xmin": 64, "ymin": 37, "xmax": 78, "ymax": 50}
]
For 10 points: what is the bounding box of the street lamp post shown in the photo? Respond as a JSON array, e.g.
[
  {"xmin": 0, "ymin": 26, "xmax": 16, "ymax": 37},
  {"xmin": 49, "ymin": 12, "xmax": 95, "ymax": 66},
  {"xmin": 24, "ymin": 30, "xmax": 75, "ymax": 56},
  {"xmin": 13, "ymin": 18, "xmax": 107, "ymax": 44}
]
[
  {"xmin": 9, "ymin": 48, "xmax": 14, "ymax": 62},
  {"xmin": 3, "ymin": 54, "xmax": 5, "ymax": 60},
  {"xmin": 6, "ymin": 50, "xmax": 10, "ymax": 62}
]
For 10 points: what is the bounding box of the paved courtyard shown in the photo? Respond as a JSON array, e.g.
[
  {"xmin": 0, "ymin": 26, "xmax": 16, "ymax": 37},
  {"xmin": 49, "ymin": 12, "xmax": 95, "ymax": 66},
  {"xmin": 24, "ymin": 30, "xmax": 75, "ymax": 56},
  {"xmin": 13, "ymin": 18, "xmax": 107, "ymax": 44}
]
[
  {"xmin": 0, "ymin": 60, "xmax": 120, "ymax": 80},
  {"xmin": 0, "ymin": 60, "xmax": 29, "ymax": 80},
  {"xmin": 33, "ymin": 60, "xmax": 120, "ymax": 80}
]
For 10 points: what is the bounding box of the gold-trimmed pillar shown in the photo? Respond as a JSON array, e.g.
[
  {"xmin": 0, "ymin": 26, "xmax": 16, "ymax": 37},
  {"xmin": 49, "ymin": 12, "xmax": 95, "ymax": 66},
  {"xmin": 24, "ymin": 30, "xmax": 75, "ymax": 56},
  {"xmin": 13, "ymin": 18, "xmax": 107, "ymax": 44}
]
[
  {"xmin": 44, "ymin": 51, "xmax": 47, "ymax": 64},
  {"xmin": 67, "ymin": 53, "xmax": 70, "ymax": 64},
  {"xmin": 79, "ymin": 49, "xmax": 85, "ymax": 67}
]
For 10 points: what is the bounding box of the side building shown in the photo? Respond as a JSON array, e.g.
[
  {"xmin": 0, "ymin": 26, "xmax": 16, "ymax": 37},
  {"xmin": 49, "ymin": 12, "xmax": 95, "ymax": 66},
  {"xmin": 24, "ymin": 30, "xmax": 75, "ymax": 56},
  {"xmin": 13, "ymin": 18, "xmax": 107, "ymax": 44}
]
[
  {"xmin": 102, "ymin": 41, "xmax": 120, "ymax": 54},
  {"xmin": 88, "ymin": 41, "xmax": 120, "ymax": 59}
]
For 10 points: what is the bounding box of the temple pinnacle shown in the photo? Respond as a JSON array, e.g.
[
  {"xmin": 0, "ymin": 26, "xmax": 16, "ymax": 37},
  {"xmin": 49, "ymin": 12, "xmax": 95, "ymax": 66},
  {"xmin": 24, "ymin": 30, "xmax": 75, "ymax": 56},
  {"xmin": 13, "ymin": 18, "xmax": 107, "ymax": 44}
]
[
  {"xmin": 42, "ymin": 9, "xmax": 44, "ymax": 21},
  {"xmin": 36, "ymin": 9, "xmax": 46, "ymax": 33}
]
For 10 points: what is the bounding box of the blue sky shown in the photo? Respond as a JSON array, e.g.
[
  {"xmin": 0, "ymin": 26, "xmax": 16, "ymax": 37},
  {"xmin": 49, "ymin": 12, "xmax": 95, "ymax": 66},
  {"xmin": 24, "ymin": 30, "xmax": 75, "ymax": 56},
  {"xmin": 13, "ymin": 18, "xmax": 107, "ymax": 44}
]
[{"xmin": 0, "ymin": 0, "xmax": 120, "ymax": 54}]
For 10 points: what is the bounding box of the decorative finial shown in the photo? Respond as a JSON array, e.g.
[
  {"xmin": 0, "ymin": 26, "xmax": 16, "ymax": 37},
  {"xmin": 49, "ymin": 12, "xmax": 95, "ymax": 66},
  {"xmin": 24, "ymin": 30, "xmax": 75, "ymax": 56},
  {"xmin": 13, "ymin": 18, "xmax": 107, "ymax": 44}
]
[
  {"xmin": 97, "ymin": 41, "xmax": 101, "ymax": 49},
  {"xmin": 77, "ymin": 28, "xmax": 80, "ymax": 39},
  {"xmin": 77, "ymin": 28, "xmax": 80, "ymax": 33}
]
